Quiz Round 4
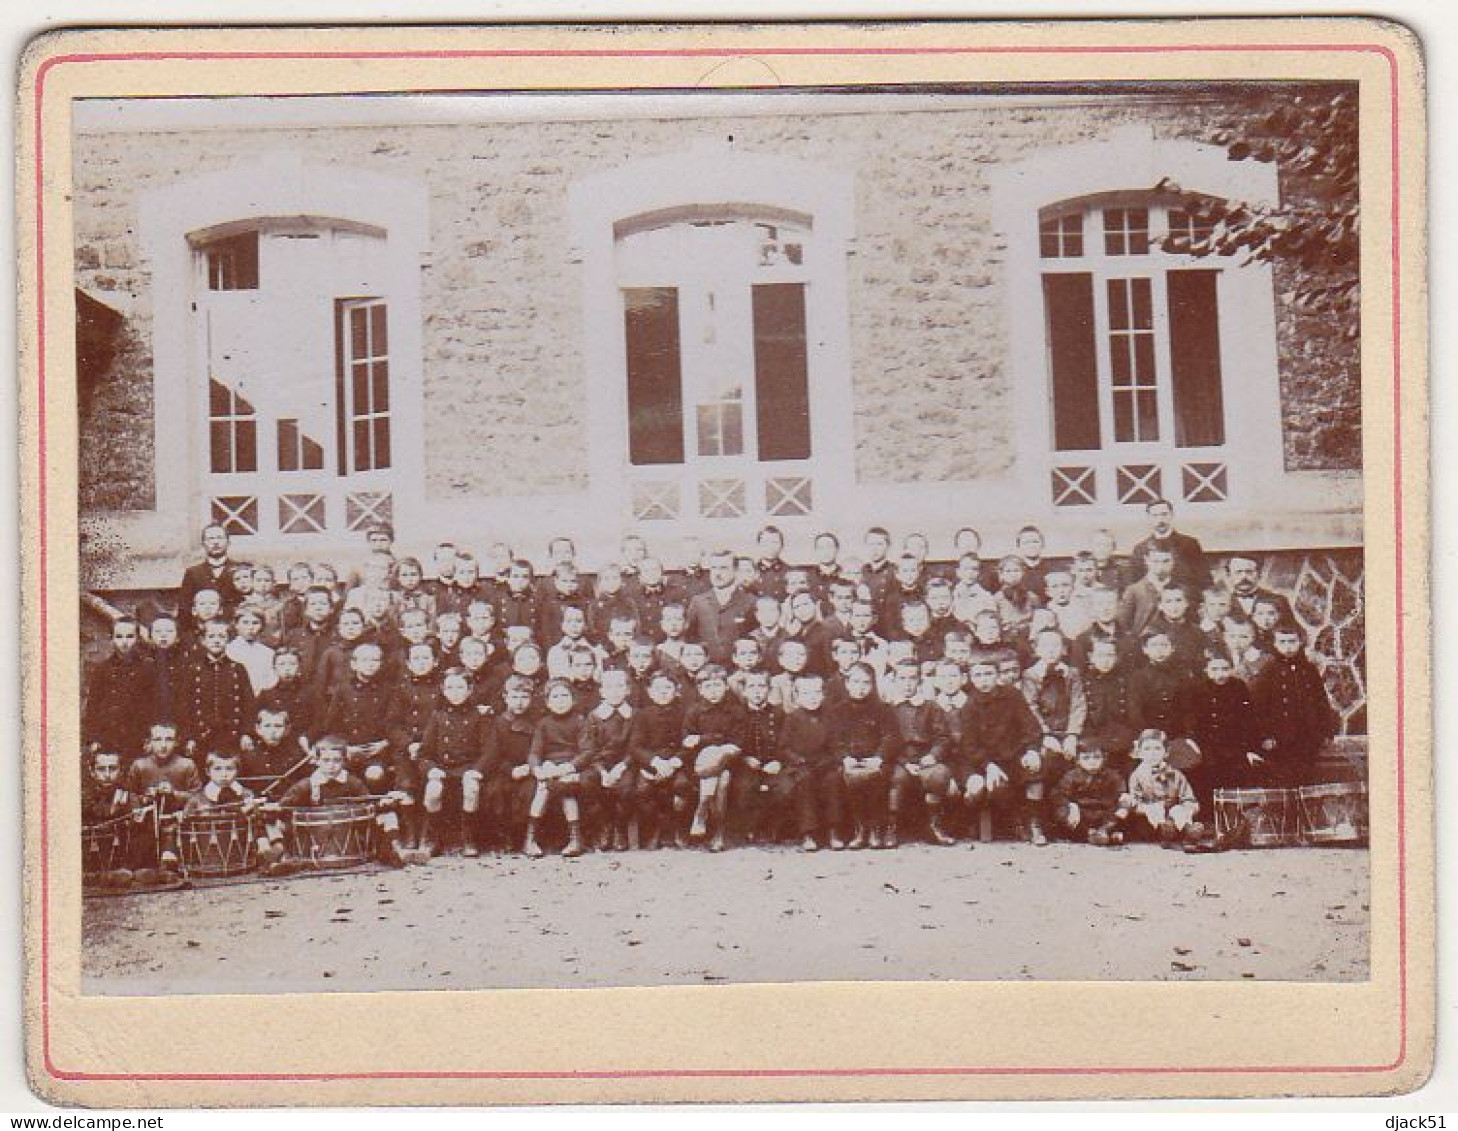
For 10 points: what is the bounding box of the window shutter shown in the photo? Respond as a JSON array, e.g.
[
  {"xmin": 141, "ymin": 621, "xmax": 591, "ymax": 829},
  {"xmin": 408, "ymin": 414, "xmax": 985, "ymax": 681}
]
[
  {"xmin": 623, "ymin": 287, "xmax": 685, "ymax": 466},
  {"xmin": 1042, "ymin": 273, "xmax": 1102, "ymax": 451},
  {"xmin": 751, "ymin": 282, "xmax": 812, "ymax": 462},
  {"xmin": 1166, "ymin": 269, "xmax": 1226, "ymax": 447}
]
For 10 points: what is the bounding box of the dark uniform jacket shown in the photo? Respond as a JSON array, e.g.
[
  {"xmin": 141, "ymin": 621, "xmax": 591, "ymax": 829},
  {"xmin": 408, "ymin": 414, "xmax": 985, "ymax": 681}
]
[
  {"xmin": 778, "ymin": 708, "xmax": 835, "ymax": 771},
  {"xmin": 84, "ymin": 650, "xmax": 159, "ymax": 755},
  {"xmin": 1250, "ymin": 652, "xmax": 1337, "ymax": 764},
  {"xmin": 628, "ymin": 701, "xmax": 686, "ymax": 765},
  {"xmin": 958, "ymin": 686, "xmax": 1041, "ymax": 773},
  {"xmin": 1051, "ymin": 765, "xmax": 1125, "ymax": 824},
  {"xmin": 888, "ymin": 698, "xmax": 949, "ymax": 764},
  {"xmin": 421, "ymin": 699, "xmax": 494, "ymax": 774},
  {"xmin": 176, "ymin": 651, "xmax": 255, "ymax": 756},
  {"xmin": 828, "ymin": 697, "xmax": 900, "ymax": 762},
  {"xmin": 579, "ymin": 702, "xmax": 636, "ymax": 769},
  {"xmin": 685, "ymin": 587, "xmax": 757, "ymax": 664},
  {"xmin": 1127, "ymin": 660, "xmax": 1188, "ymax": 735}
]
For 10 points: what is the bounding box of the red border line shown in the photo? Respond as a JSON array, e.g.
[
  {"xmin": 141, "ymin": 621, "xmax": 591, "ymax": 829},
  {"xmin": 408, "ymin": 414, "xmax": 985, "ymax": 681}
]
[{"xmin": 36, "ymin": 40, "xmax": 1406, "ymax": 1086}]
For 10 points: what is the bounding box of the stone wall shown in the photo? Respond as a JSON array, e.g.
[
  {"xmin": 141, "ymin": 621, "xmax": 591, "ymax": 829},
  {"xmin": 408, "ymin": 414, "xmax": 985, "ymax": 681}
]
[{"xmin": 72, "ymin": 85, "xmax": 1361, "ymax": 514}]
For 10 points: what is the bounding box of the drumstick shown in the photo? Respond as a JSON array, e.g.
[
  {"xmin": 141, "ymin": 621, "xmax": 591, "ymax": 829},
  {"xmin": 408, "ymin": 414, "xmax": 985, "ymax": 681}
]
[{"xmin": 259, "ymin": 752, "xmax": 317, "ymax": 799}]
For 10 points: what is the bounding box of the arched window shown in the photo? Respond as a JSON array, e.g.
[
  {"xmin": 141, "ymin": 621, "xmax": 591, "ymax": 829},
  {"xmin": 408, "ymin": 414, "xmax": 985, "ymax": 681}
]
[
  {"xmin": 990, "ymin": 126, "xmax": 1283, "ymax": 515},
  {"xmin": 569, "ymin": 146, "xmax": 855, "ymax": 535},
  {"xmin": 1039, "ymin": 190, "xmax": 1231, "ymax": 505},
  {"xmin": 139, "ymin": 154, "xmax": 427, "ymax": 547}
]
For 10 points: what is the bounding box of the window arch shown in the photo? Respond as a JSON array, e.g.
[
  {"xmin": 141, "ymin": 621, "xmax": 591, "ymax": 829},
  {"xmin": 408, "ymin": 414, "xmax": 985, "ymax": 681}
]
[
  {"xmin": 569, "ymin": 145, "xmax": 855, "ymax": 534},
  {"xmin": 990, "ymin": 126, "xmax": 1283, "ymax": 513},
  {"xmin": 139, "ymin": 154, "xmax": 427, "ymax": 546}
]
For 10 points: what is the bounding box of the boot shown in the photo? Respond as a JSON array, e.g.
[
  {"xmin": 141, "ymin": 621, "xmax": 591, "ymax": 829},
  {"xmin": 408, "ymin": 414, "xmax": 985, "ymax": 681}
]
[
  {"xmin": 848, "ymin": 824, "xmax": 867, "ymax": 850},
  {"xmin": 523, "ymin": 821, "xmax": 544, "ymax": 859},
  {"xmin": 612, "ymin": 824, "xmax": 630, "ymax": 852},
  {"xmin": 563, "ymin": 822, "xmax": 584, "ymax": 858},
  {"xmin": 1028, "ymin": 818, "xmax": 1048, "ymax": 847},
  {"xmin": 462, "ymin": 824, "xmax": 480, "ymax": 858},
  {"xmin": 928, "ymin": 812, "xmax": 956, "ymax": 847},
  {"xmin": 419, "ymin": 813, "xmax": 439, "ymax": 858},
  {"xmin": 881, "ymin": 822, "xmax": 898, "ymax": 850}
]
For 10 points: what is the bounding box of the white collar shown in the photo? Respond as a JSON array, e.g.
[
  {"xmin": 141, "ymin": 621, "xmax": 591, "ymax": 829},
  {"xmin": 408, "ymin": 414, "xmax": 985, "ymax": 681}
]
[
  {"xmin": 593, "ymin": 702, "xmax": 633, "ymax": 721},
  {"xmin": 203, "ymin": 781, "xmax": 242, "ymax": 803}
]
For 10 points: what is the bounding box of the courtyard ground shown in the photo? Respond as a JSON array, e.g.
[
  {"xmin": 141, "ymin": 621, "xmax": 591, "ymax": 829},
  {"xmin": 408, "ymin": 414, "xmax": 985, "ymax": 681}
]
[{"xmin": 81, "ymin": 842, "xmax": 1370, "ymax": 995}]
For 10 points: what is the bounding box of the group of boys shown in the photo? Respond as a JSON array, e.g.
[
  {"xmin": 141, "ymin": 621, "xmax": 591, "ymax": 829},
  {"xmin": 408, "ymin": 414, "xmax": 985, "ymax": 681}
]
[{"xmin": 82, "ymin": 499, "xmax": 1340, "ymax": 874}]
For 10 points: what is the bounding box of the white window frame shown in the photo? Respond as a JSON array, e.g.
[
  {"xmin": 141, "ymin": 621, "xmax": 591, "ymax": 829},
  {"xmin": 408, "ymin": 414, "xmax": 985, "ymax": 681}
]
[
  {"xmin": 139, "ymin": 153, "xmax": 427, "ymax": 550},
  {"xmin": 568, "ymin": 144, "xmax": 856, "ymax": 539},
  {"xmin": 989, "ymin": 125, "xmax": 1284, "ymax": 515}
]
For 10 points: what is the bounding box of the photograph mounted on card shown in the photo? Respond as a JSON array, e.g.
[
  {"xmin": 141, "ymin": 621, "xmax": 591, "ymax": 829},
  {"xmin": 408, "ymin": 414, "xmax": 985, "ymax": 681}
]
[{"xmin": 18, "ymin": 19, "xmax": 1430, "ymax": 1105}]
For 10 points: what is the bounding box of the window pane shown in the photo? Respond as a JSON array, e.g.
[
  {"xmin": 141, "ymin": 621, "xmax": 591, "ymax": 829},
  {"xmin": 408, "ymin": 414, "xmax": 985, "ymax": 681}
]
[
  {"xmin": 210, "ymin": 421, "xmax": 231, "ymax": 473},
  {"xmin": 1103, "ymin": 209, "xmax": 1125, "ymax": 257},
  {"xmin": 374, "ymin": 418, "xmax": 391, "ymax": 469},
  {"xmin": 1041, "ymin": 273, "xmax": 1102, "ymax": 451},
  {"xmin": 697, "ymin": 405, "xmax": 723, "ymax": 457},
  {"xmin": 1107, "ymin": 279, "xmax": 1129, "ymax": 331},
  {"xmin": 235, "ymin": 420, "xmax": 258, "ymax": 473},
  {"xmin": 354, "ymin": 420, "xmax": 371, "ymax": 471},
  {"xmin": 1065, "ymin": 218, "xmax": 1084, "ymax": 258},
  {"xmin": 1113, "ymin": 393, "xmax": 1134, "ymax": 443},
  {"xmin": 752, "ymin": 282, "xmax": 812, "ymax": 462},
  {"xmin": 371, "ymin": 303, "xmax": 387, "ymax": 355},
  {"xmin": 351, "ymin": 306, "xmax": 369, "ymax": 359},
  {"xmin": 302, "ymin": 434, "xmax": 325, "ymax": 471},
  {"xmin": 1137, "ymin": 390, "xmax": 1160, "ymax": 441},
  {"xmin": 1110, "ymin": 335, "xmax": 1131, "ymax": 385},
  {"xmin": 1040, "ymin": 222, "xmax": 1059, "ymax": 259},
  {"xmin": 209, "ymin": 377, "xmax": 229, "ymax": 416},
  {"xmin": 623, "ymin": 287, "xmax": 685, "ymax": 466},
  {"xmin": 353, "ymin": 362, "xmax": 370, "ymax": 413},
  {"xmin": 1134, "ymin": 334, "xmax": 1156, "ymax": 382},
  {"xmin": 277, "ymin": 419, "xmax": 300, "ymax": 472},
  {"xmin": 721, "ymin": 402, "xmax": 744, "ymax": 457},
  {"xmin": 372, "ymin": 361, "xmax": 390, "ymax": 412},
  {"xmin": 1127, "ymin": 209, "xmax": 1151, "ymax": 255},
  {"xmin": 1131, "ymin": 277, "xmax": 1153, "ymax": 327},
  {"xmin": 1167, "ymin": 268, "xmax": 1226, "ymax": 447}
]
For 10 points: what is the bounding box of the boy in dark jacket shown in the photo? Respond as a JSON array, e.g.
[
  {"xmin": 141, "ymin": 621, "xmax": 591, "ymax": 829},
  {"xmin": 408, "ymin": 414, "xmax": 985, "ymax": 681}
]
[
  {"xmin": 418, "ymin": 668, "xmax": 495, "ymax": 857},
  {"xmin": 628, "ymin": 669, "xmax": 689, "ymax": 848},
  {"xmin": 1050, "ymin": 743, "xmax": 1128, "ymax": 845},
  {"xmin": 1176, "ymin": 650, "xmax": 1261, "ymax": 810},
  {"xmin": 1250, "ymin": 625, "xmax": 1338, "ymax": 787},
  {"xmin": 682, "ymin": 664, "xmax": 749, "ymax": 850},
  {"xmin": 959, "ymin": 656, "xmax": 1046, "ymax": 844},
  {"xmin": 778, "ymin": 674, "xmax": 843, "ymax": 851},
  {"xmin": 831, "ymin": 662, "xmax": 902, "ymax": 850}
]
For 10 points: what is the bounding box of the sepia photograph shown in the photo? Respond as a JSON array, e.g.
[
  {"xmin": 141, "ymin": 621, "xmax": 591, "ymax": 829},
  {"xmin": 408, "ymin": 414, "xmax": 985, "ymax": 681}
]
[
  {"xmin": 19, "ymin": 18, "xmax": 1430, "ymax": 1104},
  {"xmin": 70, "ymin": 78, "xmax": 1372, "ymax": 994}
]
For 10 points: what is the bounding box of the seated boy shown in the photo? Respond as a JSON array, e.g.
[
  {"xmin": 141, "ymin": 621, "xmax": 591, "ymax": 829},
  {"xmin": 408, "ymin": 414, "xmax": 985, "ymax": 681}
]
[
  {"xmin": 418, "ymin": 668, "xmax": 496, "ymax": 857},
  {"xmin": 525, "ymin": 678, "xmax": 589, "ymax": 858},
  {"xmin": 628, "ymin": 669, "xmax": 689, "ymax": 849},
  {"xmin": 959, "ymin": 655, "xmax": 1046, "ymax": 845},
  {"xmin": 82, "ymin": 748, "xmax": 142, "ymax": 886},
  {"xmin": 830, "ymin": 662, "xmax": 901, "ymax": 850},
  {"xmin": 482, "ymin": 674, "xmax": 540, "ymax": 851},
  {"xmin": 1125, "ymin": 729, "xmax": 1205, "ymax": 845},
  {"xmin": 278, "ymin": 736, "xmax": 408, "ymax": 867},
  {"xmin": 124, "ymin": 722, "xmax": 200, "ymax": 871},
  {"xmin": 726, "ymin": 669, "xmax": 789, "ymax": 845},
  {"xmin": 779, "ymin": 674, "xmax": 843, "ymax": 851},
  {"xmin": 578, "ymin": 668, "xmax": 637, "ymax": 852},
  {"xmin": 1050, "ymin": 742, "xmax": 1129, "ymax": 845},
  {"xmin": 240, "ymin": 705, "xmax": 311, "ymax": 793},
  {"xmin": 886, "ymin": 658, "xmax": 956, "ymax": 846},
  {"xmin": 182, "ymin": 750, "xmax": 288, "ymax": 874},
  {"xmin": 682, "ymin": 664, "xmax": 748, "ymax": 850}
]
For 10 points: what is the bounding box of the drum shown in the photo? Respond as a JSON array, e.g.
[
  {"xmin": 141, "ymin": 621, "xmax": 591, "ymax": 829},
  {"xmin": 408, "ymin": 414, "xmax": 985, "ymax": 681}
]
[
  {"xmin": 177, "ymin": 809, "xmax": 257, "ymax": 878},
  {"xmin": 82, "ymin": 815, "xmax": 132, "ymax": 876},
  {"xmin": 1213, "ymin": 787, "xmax": 1297, "ymax": 848},
  {"xmin": 285, "ymin": 800, "xmax": 377, "ymax": 868},
  {"xmin": 1298, "ymin": 782, "xmax": 1368, "ymax": 845}
]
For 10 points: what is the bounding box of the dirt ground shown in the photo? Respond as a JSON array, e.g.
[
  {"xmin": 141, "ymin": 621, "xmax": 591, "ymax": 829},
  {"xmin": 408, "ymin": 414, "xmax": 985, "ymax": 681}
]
[{"xmin": 81, "ymin": 842, "xmax": 1369, "ymax": 995}]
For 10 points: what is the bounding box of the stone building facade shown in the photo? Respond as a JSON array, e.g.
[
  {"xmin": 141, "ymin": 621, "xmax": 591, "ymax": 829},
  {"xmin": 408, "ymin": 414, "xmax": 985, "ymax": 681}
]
[{"xmin": 71, "ymin": 85, "xmax": 1366, "ymax": 729}]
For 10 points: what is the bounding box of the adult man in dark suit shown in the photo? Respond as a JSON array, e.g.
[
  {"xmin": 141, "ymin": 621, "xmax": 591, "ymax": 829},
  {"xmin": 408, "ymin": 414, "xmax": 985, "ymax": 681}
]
[
  {"xmin": 1224, "ymin": 554, "xmax": 1295, "ymax": 624},
  {"xmin": 178, "ymin": 523, "xmax": 241, "ymax": 634},
  {"xmin": 1117, "ymin": 546, "xmax": 1176, "ymax": 638},
  {"xmin": 685, "ymin": 549, "xmax": 756, "ymax": 665},
  {"xmin": 1130, "ymin": 499, "xmax": 1212, "ymax": 593}
]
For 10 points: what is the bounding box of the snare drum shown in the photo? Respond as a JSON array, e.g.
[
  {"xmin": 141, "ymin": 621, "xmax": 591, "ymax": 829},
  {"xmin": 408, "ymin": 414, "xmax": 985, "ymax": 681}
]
[
  {"xmin": 1298, "ymin": 782, "xmax": 1368, "ymax": 845},
  {"xmin": 82, "ymin": 815, "xmax": 132, "ymax": 876},
  {"xmin": 177, "ymin": 809, "xmax": 258, "ymax": 878},
  {"xmin": 285, "ymin": 800, "xmax": 377, "ymax": 868},
  {"xmin": 1213, "ymin": 787, "xmax": 1297, "ymax": 848}
]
